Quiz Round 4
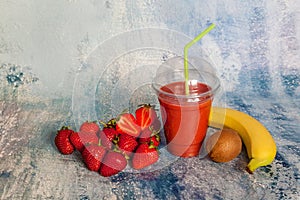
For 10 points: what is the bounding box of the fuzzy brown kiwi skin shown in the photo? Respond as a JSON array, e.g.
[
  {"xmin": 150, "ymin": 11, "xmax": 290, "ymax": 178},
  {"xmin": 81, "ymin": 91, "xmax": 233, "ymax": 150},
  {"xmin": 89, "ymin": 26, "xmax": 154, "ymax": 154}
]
[{"xmin": 206, "ymin": 129, "xmax": 242, "ymax": 163}]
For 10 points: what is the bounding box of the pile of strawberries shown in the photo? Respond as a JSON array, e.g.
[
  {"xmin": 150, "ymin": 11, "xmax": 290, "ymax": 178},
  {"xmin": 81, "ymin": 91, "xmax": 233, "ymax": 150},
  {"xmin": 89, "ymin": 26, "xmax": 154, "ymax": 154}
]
[{"xmin": 54, "ymin": 104, "xmax": 161, "ymax": 177}]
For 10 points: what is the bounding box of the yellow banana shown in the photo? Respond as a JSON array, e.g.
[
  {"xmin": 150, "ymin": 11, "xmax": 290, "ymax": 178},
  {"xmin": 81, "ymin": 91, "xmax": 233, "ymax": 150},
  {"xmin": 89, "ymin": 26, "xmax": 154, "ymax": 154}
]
[{"xmin": 208, "ymin": 107, "xmax": 277, "ymax": 173}]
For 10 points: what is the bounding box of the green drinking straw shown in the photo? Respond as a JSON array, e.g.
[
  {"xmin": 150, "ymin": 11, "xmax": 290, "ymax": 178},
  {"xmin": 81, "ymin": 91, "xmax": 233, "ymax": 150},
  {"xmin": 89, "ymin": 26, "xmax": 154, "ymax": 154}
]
[{"xmin": 184, "ymin": 23, "xmax": 216, "ymax": 95}]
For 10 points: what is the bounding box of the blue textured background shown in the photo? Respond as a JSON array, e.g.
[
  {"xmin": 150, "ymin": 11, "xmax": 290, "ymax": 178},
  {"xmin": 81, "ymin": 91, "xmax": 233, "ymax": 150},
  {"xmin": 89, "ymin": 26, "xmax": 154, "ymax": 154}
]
[{"xmin": 0, "ymin": 0, "xmax": 299, "ymax": 199}]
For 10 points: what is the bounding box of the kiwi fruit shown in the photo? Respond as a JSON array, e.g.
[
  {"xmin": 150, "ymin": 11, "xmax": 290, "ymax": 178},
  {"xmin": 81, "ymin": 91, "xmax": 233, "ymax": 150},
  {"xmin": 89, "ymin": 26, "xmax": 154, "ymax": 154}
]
[{"xmin": 206, "ymin": 129, "xmax": 242, "ymax": 163}]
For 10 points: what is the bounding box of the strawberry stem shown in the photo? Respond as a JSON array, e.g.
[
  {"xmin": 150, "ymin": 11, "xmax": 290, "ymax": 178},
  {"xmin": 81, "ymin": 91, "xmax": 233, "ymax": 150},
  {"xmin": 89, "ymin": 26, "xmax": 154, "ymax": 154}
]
[
  {"xmin": 98, "ymin": 139, "xmax": 102, "ymax": 146},
  {"xmin": 99, "ymin": 118, "xmax": 117, "ymax": 128},
  {"xmin": 112, "ymin": 137, "xmax": 119, "ymax": 145},
  {"xmin": 60, "ymin": 126, "xmax": 70, "ymax": 131},
  {"xmin": 137, "ymin": 103, "xmax": 153, "ymax": 109},
  {"xmin": 99, "ymin": 120, "xmax": 107, "ymax": 126},
  {"xmin": 149, "ymin": 143, "xmax": 157, "ymax": 149}
]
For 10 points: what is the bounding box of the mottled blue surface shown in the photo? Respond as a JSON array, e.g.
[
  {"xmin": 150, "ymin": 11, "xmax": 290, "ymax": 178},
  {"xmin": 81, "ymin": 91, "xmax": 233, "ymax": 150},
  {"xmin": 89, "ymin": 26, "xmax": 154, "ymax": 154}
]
[{"xmin": 1, "ymin": 60, "xmax": 298, "ymax": 199}]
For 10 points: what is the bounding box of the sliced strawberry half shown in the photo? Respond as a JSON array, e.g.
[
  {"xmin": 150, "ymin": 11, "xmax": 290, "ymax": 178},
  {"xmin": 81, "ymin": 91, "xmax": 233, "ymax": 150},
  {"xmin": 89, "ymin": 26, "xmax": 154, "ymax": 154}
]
[
  {"xmin": 135, "ymin": 104, "xmax": 158, "ymax": 130},
  {"xmin": 116, "ymin": 113, "xmax": 141, "ymax": 137}
]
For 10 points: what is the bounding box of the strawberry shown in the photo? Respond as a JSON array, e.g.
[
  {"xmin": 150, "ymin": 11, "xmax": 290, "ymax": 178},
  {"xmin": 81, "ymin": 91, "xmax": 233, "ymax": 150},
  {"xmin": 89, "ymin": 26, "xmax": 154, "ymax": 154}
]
[
  {"xmin": 80, "ymin": 121, "xmax": 100, "ymax": 135},
  {"xmin": 99, "ymin": 151, "xmax": 127, "ymax": 177},
  {"xmin": 117, "ymin": 134, "xmax": 138, "ymax": 157},
  {"xmin": 69, "ymin": 132, "xmax": 84, "ymax": 152},
  {"xmin": 116, "ymin": 113, "xmax": 141, "ymax": 137},
  {"xmin": 139, "ymin": 127, "xmax": 160, "ymax": 147},
  {"xmin": 69, "ymin": 131, "xmax": 99, "ymax": 152},
  {"xmin": 139, "ymin": 135, "xmax": 160, "ymax": 147},
  {"xmin": 99, "ymin": 127, "xmax": 119, "ymax": 149},
  {"xmin": 81, "ymin": 145, "xmax": 106, "ymax": 171},
  {"xmin": 54, "ymin": 126, "xmax": 74, "ymax": 155},
  {"xmin": 131, "ymin": 143, "xmax": 159, "ymax": 170},
  {"xmin": 135, "ymin": 104, "xmax": 158, "ymax": 130}
]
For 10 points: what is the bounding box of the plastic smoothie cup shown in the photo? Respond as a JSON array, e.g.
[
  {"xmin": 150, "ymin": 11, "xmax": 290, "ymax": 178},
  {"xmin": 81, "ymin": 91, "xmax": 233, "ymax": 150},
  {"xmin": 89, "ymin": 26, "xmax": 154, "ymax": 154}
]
[{"xmin": 152, "ymin": 57, "xmax": 220, "ymax": 157}]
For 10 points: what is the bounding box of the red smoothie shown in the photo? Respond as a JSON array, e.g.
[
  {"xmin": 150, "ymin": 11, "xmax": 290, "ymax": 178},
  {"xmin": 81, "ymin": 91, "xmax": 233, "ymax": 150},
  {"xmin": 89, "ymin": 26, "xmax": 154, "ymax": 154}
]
[{"xmin": 158, "ymin": 81, "xmax": 212, "ymax": 157}]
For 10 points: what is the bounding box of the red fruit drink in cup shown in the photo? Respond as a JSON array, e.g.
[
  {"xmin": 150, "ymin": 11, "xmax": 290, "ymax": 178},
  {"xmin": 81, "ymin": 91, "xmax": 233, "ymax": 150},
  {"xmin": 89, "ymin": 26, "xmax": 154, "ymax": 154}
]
[
  {"xmin": 152, "ymin": 58, "xmax": 220, "ymax": 157},
  {"xmin": 158, "ymin": 81, "xmax": 212, "ymax": 157}
]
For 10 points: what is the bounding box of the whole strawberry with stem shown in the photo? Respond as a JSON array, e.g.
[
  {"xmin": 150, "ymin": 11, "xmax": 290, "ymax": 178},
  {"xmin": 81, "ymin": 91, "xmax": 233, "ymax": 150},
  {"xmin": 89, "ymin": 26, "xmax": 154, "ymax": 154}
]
[
  {"xmin": 99, "ymin": 119, "xmax": 119, "ymax": 149},
  {"xmin": 131, "ymin": 143, "xmax": 159, "ymax": 170},
  {"xmin": 117, "ymin": 133, "xmax": 138, "ymax": 157},
  {"xmin": 99, "ymin": 151, "xmax": 127, "ymax": 177},
  {"xmin": 139, "ymin": 134, "xmax": 160, "ymax": 147},
  {"xmin": 54, "ymin": 126, "xmax": 75, "ymax": 155},
  {"xmin": 99, "ymin": 127, "xmax": 119, "ymax": 149},
  {"xmin": 139, "ymin": 127, "xmax": 161, "ymax": 147},
  {"xmin": 69, "ymin": 131, "xmax": 99, "ymax": 152},
  {"xmin": 81, "ymin": 144, "xmax": 107, "ymax": 171},
  {"xmin": 80, "ymin": 121, "xmax": 100, "ymax": 135}
]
